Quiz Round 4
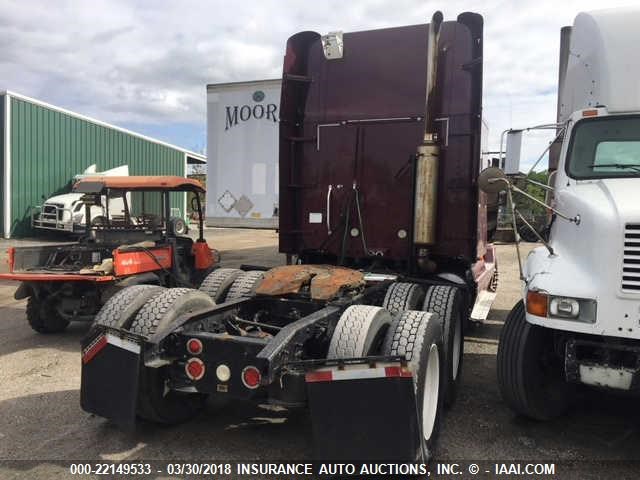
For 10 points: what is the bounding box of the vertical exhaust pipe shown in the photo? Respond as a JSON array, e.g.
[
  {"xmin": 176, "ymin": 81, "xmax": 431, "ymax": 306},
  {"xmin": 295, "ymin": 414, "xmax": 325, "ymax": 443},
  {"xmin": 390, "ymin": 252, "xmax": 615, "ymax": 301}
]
[{"xmin": 413, "ymin": 12, "xmax": 443, "ymax": 247}]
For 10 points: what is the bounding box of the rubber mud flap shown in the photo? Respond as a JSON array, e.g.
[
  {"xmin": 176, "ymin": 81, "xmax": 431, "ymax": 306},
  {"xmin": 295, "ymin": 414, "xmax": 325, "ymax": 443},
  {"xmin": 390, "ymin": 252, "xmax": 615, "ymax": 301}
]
[
  {"xmin": 306, "ymin": 365, "xmax": 420, "ymax": 462},
  {"xmin": 80, "ymin": 331, "xmax": 141, "ymax": 428}
]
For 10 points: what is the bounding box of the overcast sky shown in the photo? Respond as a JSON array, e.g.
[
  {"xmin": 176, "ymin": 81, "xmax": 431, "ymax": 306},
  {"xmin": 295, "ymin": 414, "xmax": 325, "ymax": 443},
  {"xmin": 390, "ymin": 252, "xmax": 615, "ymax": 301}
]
[{"xmin": 1, "ymin": 0, "xmax": 637, "ymax": 168}]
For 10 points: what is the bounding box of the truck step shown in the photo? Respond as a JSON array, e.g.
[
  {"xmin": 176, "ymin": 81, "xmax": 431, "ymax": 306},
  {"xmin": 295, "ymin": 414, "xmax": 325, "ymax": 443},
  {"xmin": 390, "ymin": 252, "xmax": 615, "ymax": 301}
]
[{"xmin": 470, "ymin": 290, "xmax": 497, "ymax": 323}]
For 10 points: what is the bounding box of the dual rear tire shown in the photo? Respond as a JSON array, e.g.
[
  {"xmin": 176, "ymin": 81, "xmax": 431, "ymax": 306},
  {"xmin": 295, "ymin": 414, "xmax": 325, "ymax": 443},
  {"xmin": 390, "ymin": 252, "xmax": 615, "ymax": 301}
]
[{"xmin": 328, "ymin": 304, "xmax": 444, "ymax": 461}]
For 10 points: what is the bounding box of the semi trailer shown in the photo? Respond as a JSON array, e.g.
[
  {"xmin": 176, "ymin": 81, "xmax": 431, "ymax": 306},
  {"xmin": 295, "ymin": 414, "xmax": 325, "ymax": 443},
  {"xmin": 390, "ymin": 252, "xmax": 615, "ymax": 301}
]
[
  {"xmin": 80, "ymin": 11, "xmax": 496, "ymax": 461},
  {"xmin": 486, "ymin": 7, "xmax": 640, "ymax": 420}
]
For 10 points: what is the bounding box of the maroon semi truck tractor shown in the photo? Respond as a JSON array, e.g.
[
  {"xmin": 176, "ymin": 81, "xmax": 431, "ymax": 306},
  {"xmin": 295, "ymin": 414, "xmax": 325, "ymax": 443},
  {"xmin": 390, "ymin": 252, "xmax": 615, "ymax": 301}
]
[{"xmin": 80, "ymin": 11, "xmax": 496, "ymax": 462}]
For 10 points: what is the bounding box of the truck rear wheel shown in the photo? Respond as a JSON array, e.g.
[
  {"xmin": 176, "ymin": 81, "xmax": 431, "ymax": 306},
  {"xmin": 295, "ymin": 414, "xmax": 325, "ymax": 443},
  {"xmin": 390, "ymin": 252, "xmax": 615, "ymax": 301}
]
[
  {"xmin": 225, "ymin": 270, "xmax": 265, "ymax": 301},
  {"xmin": 382, "ymin": 282, "xmax": 425, "ymax": 314},
  {"xmin": 199, "ymin": 268, "xmax": 243, "ymax": 303},
  {"xmin": 130, "ymin": 288, "xmax": 215, "ymax": 423},
  {"xmin": 423, "ymin": 285, "xmax": 465, "ymax": 407},
  {"xmin": 93, "ymin": 285, "xmax": 166, "ymax": 329},
  {"xmin": 383, "ymin": 310, "xmax": 443, "ymax": 461},
  {"xmin": 26, "ymin": 296, "xmax": 70, "ymax": 334},
  {"xmin": 328, "ymin": 305, "xmax": 392, "ymax": 358},
  {"xmin": 497, "ymin": 300, "xmax": 573, "ymax": 420}
]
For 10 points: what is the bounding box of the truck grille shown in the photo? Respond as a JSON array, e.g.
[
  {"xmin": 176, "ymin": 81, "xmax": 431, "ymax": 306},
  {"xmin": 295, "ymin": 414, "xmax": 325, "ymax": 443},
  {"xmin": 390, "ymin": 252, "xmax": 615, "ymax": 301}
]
[{"xmin": 623, "ymin": 224, "xmax": 640, "ymax": 291}]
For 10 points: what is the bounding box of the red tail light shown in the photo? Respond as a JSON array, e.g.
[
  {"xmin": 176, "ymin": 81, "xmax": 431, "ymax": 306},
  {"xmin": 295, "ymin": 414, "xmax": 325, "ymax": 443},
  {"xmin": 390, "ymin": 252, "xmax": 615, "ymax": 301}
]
[
  {"xmin": 242, "ymin": 366, "xmax": 261, "ymax": 389},
  {"xmin": 185, "ymin": 358, "xmax": 205, "ymax": 380},
  {"xmin": 186, "ymin": 338, "xmax": 203, "ymax": 355}
]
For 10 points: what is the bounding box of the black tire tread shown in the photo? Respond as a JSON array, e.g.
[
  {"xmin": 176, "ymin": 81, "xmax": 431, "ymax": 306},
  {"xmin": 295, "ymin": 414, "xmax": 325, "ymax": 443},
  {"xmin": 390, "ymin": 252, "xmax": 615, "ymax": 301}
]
[
  {"xmin": 94, "ymin": 285, "xmax": 166, "ymax": 329},
  {"xmin": 26, "ymin": 296, "xmax": 69, "ymax": 334},
  {"xmin": 199, "ymin": 268, "xmax": 243, "ymax": 303},
  {"xmin": 382, "ymin": 282, "xmax": 425, "ymax": 314},
  {"xmin": 225, "ymin": 271, "xmax": 265, "ymax": 301},
  {"xmin": 423, "ymin": 285, "xmax": 464, "ymax": 407},
  {"xmin": 328, "ymin": 305, "xmax": 392, "ymax": 358}
]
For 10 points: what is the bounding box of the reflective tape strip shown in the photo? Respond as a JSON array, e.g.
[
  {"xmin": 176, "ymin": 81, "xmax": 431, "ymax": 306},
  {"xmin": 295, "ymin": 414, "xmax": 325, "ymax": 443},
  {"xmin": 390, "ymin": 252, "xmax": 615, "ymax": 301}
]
[
  {"xmin": 305, "ymin": 365, "xmax": 412, "ymax": 383},
  {"xmin": 82, "ymin": 335, "xmax": 108, "ymax": 364},
  {"xmin": 106, "ymin": 334, "xmax": 141, "ymax": 354}
]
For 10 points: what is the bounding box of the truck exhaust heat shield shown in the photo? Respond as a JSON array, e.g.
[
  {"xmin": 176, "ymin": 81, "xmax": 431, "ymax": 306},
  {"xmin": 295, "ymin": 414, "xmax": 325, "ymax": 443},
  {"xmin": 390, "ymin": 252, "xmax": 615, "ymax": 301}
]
[{"xmin": 305, "ymin": 361, "xmax": 421, "ymax": 461}]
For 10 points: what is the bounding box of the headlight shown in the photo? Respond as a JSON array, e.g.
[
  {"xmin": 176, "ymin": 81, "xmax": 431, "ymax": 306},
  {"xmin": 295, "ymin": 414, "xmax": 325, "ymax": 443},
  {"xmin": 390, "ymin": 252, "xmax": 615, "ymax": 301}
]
[
  {"xmin": 526, "ymin": 290, "xmax": 597, "ymax": 323},
  {"xmin": 549, "ymin": 296, "xmax": 596, "ymax": 323}
]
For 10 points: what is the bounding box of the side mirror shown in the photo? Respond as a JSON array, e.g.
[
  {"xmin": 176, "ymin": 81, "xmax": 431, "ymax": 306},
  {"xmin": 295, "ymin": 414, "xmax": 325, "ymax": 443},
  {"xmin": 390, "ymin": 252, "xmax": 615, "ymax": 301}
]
[
  {"xmin": 478, "ymin": 167, "xmax": 509, "ymax": 194},
  {"xmin": 504, "ymin": 130, "xmax": 523, "ymax": 174}
]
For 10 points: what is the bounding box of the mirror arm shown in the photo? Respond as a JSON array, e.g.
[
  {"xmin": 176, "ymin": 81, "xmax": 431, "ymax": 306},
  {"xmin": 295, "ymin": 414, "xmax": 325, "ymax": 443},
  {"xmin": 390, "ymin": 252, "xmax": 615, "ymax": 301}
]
[
  {"xmin": 488, "ymin": 178, "xmax": 579, "ymax": 225},
  {"xmin": 506, "ymin": 187, "xmax": 525, "ymax": 281},
  {"xmin": 514, "ymin": 209, "xmax": 555, "ymax": 256}
]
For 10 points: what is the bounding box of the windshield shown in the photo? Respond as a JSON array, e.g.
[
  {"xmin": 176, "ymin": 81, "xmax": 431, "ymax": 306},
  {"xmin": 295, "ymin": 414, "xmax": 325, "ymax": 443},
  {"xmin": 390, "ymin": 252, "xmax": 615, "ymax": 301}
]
[{"xmin": 566, "ymin": 116, "xmax": 640, "ymax": 179}]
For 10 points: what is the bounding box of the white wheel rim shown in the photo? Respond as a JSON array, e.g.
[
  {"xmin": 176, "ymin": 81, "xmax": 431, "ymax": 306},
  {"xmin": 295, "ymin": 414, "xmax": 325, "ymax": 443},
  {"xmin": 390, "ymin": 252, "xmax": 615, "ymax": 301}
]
[
  {"xmin": 422, "ymin": 343, "xmax": 440, "ymax": 441},
  {"xmin": 452, "ymin": 315, "xmax": 462, "ymax": 380}
]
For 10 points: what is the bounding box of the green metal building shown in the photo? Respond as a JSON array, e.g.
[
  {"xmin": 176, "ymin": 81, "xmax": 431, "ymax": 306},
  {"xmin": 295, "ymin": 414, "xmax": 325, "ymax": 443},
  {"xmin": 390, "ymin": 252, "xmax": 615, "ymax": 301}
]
[{"xmin": 0, "ymin": 91, "xmax": 205, "ymax": 238}]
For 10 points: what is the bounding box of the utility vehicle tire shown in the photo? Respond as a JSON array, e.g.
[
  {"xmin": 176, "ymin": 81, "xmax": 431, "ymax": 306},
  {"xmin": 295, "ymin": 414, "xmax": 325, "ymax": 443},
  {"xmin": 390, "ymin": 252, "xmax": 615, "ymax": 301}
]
[
  {"xmin": 327, "ymin": 305, "xmax": 392, "ymax": 358},
  {"xmin": 129, "ymin": 288, "xmax": 214, "ymax": 424},
  {"xmin": 169, "ymin": 217, "xmax": 187, "ymax": 236},
  {"xmin": 497, "ymin": 300, "xmax": 573, "ymax": 421},
  {"xmin": 199, "ymin": 268, "xmax": 243, "ymax": 303},
  {"xmin": 91, "ymin": 216, "xmax": 108, "ymax": 227},
  {"xmin": 93, "ymin": 285, "xmax": 166, "ymax": 329},
  {"xmin": 382, "ymin": 282, "xmax": 425, "ymax": 314},
  {"xmin": 26, "ymin": 296, "xmax": 70, "ymax": 333},
  {"xmin": 225, "ymin": 270, "xmax": 265, "ymax": 301},
  {"xmin": 130, "ymin": 288, "xmax": 215, "ymax": 338},
  {"xmin": 423, "ymin": 285, "xmax": 465, "ymax": 407},
  {"xmin": 383, "ymin": 310, "xmax": 443, "ymax": 462}
]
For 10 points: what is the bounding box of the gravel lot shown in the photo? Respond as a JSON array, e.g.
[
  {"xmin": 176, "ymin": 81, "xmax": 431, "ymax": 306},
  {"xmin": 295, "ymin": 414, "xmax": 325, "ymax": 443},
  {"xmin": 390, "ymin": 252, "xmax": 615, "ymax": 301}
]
[{"xmin": 0, "ymin": 231, "xmax": 638, "ymax": 479}]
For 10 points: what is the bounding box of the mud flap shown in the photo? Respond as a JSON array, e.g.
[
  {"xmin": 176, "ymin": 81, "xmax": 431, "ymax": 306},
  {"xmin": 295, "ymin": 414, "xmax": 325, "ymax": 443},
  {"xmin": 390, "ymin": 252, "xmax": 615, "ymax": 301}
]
[
  {"xmin": 80, "ymin": 332, "xmax": 142, "ymax": 428},
  {"xmin": 306, "ymin": 361, "xmax": 420, "ymax": 461}
]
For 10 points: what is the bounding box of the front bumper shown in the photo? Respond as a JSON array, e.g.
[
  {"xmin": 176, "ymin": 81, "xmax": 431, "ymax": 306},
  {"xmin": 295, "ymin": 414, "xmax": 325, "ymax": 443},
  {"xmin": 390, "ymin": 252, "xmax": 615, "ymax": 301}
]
[{"xmin": 565, "ymin": 337, "xmax": 640, "ymax": 392}]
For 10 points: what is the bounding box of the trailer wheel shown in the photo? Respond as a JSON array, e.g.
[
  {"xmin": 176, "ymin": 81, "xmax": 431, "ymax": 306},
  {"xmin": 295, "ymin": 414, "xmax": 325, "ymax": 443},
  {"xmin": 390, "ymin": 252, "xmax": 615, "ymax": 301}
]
[
  {"xmin": 199, "ymin": 268, "xmax": 243, "ymax": 303},
  {"xmin": 497, "ymin": 300, "xmax": 573, "ymax": 420},
  {"xmin": 26, "ymin": 296, "xmax": 70, "ymax": 333},
  {"xmin": 382, "ymin": 310, "xmax": 443, "ymax": 461},
  {"xmin": 423, "ymin": 285, "xmax": 465, "ymax": 407},
  {"xmin": 382, "ymin": 282, "xmax": 425, "ymax": 314},
  {"xmin": 93, "ymin": 285, "xmax": 166, "ymax": 329},
  {"xmin": 327, "ymin": 305, "xmax": 392, "ymax": 358},
  {"xmin": 129, "ymin": 288, "xmax": 215, "ymax": 424}
]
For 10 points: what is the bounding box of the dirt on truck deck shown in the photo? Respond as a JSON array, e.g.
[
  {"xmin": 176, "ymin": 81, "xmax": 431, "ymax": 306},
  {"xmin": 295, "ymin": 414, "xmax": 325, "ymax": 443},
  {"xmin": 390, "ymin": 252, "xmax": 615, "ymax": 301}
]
[{"xmin": 0, "ymin": 234, "xmax": 639, "ymax": 479}]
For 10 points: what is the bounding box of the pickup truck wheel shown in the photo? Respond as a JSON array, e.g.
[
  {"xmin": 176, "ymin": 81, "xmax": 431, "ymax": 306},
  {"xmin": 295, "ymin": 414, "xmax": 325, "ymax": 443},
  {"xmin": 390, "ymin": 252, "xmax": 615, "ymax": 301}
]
[
  {"xmin": 130, "ymin": 288, "xmax": 215, "ymax": 424},
  {"xmin": 328, "ymin": 305, "xmax": 392, "ymax": 358},
  {"xmin": 199, "ymin": 268, "xmax": 243, "ymax": 303},
  {"xmin": 423, "ymin": 285, "xmax": 465, "ymax": 407},
  {"xmin": 383, "ymin": 310, "xmax": 443, "ymax": 462},
  {"xmin": 26, "ymin": 296, "xmax": 70, "ymax": 333},
  {"xmin": 382, "ymin": 282, "xmax": 425, "ymax": 314},
  {"xmin": 497, "ymin": 300, "xmax": 573, "ymax": 420},
  {"xmin": 93, "ymin": 285, "xmax": 166, "ymax": 329},
  {"xmin": 225, "ymin": 271, "xmax": 265, "ymax": 301}
]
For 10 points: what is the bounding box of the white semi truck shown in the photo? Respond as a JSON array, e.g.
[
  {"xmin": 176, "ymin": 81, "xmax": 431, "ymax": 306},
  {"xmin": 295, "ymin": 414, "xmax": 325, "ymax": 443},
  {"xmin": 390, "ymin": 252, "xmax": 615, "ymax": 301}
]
[
  {"xmin": 486, "ymin": 7, "xmax": 640, "ymax": 420},
  {"xmin": 32, "ymin": 164, "xmax": 129, "ymax": 233}
]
